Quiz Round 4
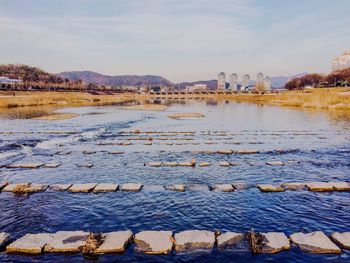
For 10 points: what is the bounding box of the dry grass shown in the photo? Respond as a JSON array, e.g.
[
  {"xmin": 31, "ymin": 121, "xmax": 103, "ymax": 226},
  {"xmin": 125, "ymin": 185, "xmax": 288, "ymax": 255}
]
[{"xmin": 0, "ymin": 91, "xmax": 137, "ymax": 108}]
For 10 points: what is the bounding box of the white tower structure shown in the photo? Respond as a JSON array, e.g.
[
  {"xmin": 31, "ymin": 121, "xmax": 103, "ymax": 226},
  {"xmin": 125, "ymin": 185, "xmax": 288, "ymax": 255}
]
[
  {"xmin": 256, "ymin": 72, "xmax": 264, "ymax": 91},
  {"xmin": 229, "ymin": 73, "xmax": 238, "ymax": 90},
  {"xmin": 242, "ymin": 74, "xmax": 250, "ymax": 90},
  {"xmin": 332, "ymin": 51, "xmax": 350, "ymax": 72},
  {"xmin": 217, "ymin": 72, "xmax": 226, "ymax": 90}
]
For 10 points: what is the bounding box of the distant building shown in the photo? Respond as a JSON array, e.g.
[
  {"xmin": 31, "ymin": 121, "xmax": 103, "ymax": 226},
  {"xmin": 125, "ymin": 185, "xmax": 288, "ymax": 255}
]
[
  {"xmin": 242, "ymin": 74, "xmax": 250, "ymax": 90},
  {"xmin": 332, "ymin": 51, "xmax": 350, "ymax": 72},
  {"xmin": 217, "ymin": 72, "xmax": 226, "ymax": 90},
  {"xmin": 263, "ymin": 76, "xmax": 272, "ymax": 90},
  {"xmin": 0, "ymin": 76, "xmax": 21, "ymax": 84},
  {"xmin": 256, "ymin": 72, "xmax": 264, "ymax": 91},
  {"xmin": 229, "ymin": 73, "xmax": 238, "ymax": 90},
  {"xmin": 186, "ymin": 84, "xmax": 207, "ymax": 92}
]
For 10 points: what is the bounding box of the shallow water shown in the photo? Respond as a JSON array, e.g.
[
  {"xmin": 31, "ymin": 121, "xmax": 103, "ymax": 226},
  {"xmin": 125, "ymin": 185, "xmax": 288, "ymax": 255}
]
[{"xmin": 0, "ymin": 100, "xmax": 349, "ymax": 262}]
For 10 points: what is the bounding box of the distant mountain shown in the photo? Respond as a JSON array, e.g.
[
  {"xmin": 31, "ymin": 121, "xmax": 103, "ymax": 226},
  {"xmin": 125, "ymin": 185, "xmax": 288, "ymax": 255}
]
[
  {"xmin": 269, "ymin": 72, "xmax": 308, "ymax": 88},
  {"xmin": 58, "ymin": 71, "xmax": 173, "ymax": 86},
  {"xmin": 177, "ymin": 79, "xmax": 218, "ymax": 90}
]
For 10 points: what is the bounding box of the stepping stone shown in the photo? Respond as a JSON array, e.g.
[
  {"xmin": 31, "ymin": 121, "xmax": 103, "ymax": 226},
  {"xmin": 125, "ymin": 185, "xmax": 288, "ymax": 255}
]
[
  {"xmin": 0, "ymin": 232, "xmax": 10, "ymax": 249},
  {"xmin": 217, "ymin": 232, "xmax": 244, "ymax": 249},
  {"xmin": 237, "ymin": 150, "xmax": 260, "ymax": 154},
  {"xmin": 50, "ymin": 184, "xmax": 72, "ymax": 191},
  {"xmin": 219, "ymin": 161, "xmax": 231, "ymax": 167},
  {"xmin": 0, "ymin": 181, "xmax": 9, "ymax": 191},
  {"xmin": 178, "ymin": 162, "xmax": 195, "ymax": 167},
  {"xmin": 144, "ymin": 142, "xmax": 152, "ymax": 145},
  {"xmin": 163, "ymin": 162, "xmax": 178, "ymax": 167},
  {"xmin": 6, "ymin": 163, "xmax": 44, "ymax": 169},
  {"xmin": 121, "ymin": 183, "xmax": 143, "ymax": 192},
  {"xmin": 68, "ymin": 184, "xmax": 97, "ymax": 193},
  {"xmin": 24, "ymin": 184, "xmax": 48, "ymax": 193},
  {"xmin": 199, "ymin": 162, "xmax": 210, "ymax": 167},
  {"xmin": 233, "ymin": 183, "xmax": 250, "ymax": 190},
  {"xmin": 93, "ymin": 231, "xmax": 133, "ymax": 254},
  {"xmin": 44, "ymin": 163, "xmax": 61, "ymax": 168},
  {"xmin": 188, "ymin": 184, "xmax": 209, "ymax": 192},
  {"xmin": 6, "ymin": 233, "xmax": 53, "ymax": 254},
  {"xmin": 174, "ymin": 230, "xmax": 215, "ymax": 252},
  {"xmin": 331, "ymin": 232, "xmax": 350, "ymax": 249},
  {"xmin": 217, "ymin": 150, "xmax": 233, "ymax": 154},
  {"xmin": 168, "ymin": 184, "xmax": 186, "ymax": 192},
  {"xmin": 281, "ymin": 182, "xmax": 306, "ymax": 190},
  {"xmin": 93, "ymin": 183, "xmax": 119, "ymax": 192},
  {"xmin": 148, "ymin": 162, "xmax": 162, "ymax": 167},
  {"xmin": 251, "ymin": 232, "xmax": 290, "ymax": 253},
  {"xmin": 134, "ymin": 231, "xmax": 173, "ymax": 254},
  {"xmin": 211, "ymin": 184, "xmax": 234, "ymax": 192},
  {"xmin": 290, "ymin": 231, "xmax": 341, "ymax": 253},
  {"xmin": 2, "ymin": 183, "xmax": 48, "ymax": 193},
  {"xmin": 44, "ymin": 231, "xmax": 89, "ymax": 253},
  {"xmin": 266, "ymin": 161, "xmax": 284, "ymax": 166},
  {"xmin": 331, "ymin": 182, "xmax": 350, "ymax": 191},
  {"xmin": 257, "ymin": 184, "xmax": 285, "ymax": 192},
  {"xmin": 306, "ymin": 182, "xmax": 334, "ymax": 192},
  {"xmin": 76, "ymin": 163, "xmax": 94, "ymax": 168},
  {"xmin": 108, "ymin": 151, "xmax": 125, "ymax": 154}
]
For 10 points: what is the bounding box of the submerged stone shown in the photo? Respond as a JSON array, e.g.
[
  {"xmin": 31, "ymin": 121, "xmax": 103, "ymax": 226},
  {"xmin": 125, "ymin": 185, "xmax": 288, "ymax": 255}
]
[
  {"xmin": 44, "ymin": 163, "xmax": 62, "ymax": 168},
  {"xmin": 217, "ymin": 232, "xmax": 244, "ymax": 249},
  {"xmin": 254, "ymin": 232, "xmax": 290, "ymax": 253},
  {"xmin": 6, "ymin": 233, "xmax": 53, "ymax": 254},
  {"xmin": 306, "ymin": 182, "xmax": 334, "ymax": 192},
  {"xmin": 188, "ymin": 184, "xmax": 209, "ymax": 192},
  {"xmin": 174, "ymin": 230, "xmax": 215, "ymax": 252},
  {"xmin": 93, "ymin": 183, "xmax": 119, "ymax": 192},
  {"xmin": 50, "ymin": 184, "xmax": 72, "ymax": 191},
  {"xmin": 134, "ymin": 231, "xmax": 173, "ymax": 254},
  {"xmin": 266, "ymin": 161, "xmax": 284, "ymax": 166},
  {"xmin": 0, "ymin": 232, "xmax": 10, "ymax": 249},
  {"xmin": 290, "ymin": 231, "xmax": 341, "ymax": 253},
  {"xmin": 257, "ymin": 184, "xmax": 285, "ymax": 192},
  {"xmin": 82, "ymin": 150, "xmax": 96, "ymax": 155},
  {"xmin": 44, "ymin": 231, "xmax": 89, "ymax": 253},
  {"xmin": 331, "ymin": 232, "xmax": 350, "ymax": 249},
  {"xmin": 168, "ymin": 184, "xmax": 186, "ymax": 192},
  {"xmin": 6, "ymin": 163, "xmax": 44, "ymax": 169},
  {"xmin": 108, "ymin": 151, "xmax": 125, "ymax": 154},
  {"xmin": 199, "ymin": 162, "xmax": 210, "ymax": 167},
  {"xmin": 56, "ymin": 150, "xmax": 72, "ymax": 155},
  {"xmin": 76, "ymin": 163, "xmax": 94, "ymax": 168},
  {"xmin": 233, "ymin": 183, "xmax": 250, "ymax": 190},
  {"xmin": 211, "ymin": 184, "xmax": 234, "ymax": 192},
  {"xmin": 281, "ymin": 182, "xmax": 306, "ymax": 190},
  {"xmin": 121, "ymin": 183, "xmax": 143, "ymax": 192},
  {"xmin": 94, "ymin": 231, "xmax": 133, "ymax": 254},
  {"xmin": 219, "ymin": 161, "xmax": 231, "ymax": 166},
  {"xmin": 68, "ymin": 184, "xmax": 97, "ymax": 193}
]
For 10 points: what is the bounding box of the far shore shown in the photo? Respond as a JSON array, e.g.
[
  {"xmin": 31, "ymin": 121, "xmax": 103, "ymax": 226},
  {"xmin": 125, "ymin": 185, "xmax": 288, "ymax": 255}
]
[{"xmin": 1, "ymin": 88, "xmax": 349, "ymax": 116}]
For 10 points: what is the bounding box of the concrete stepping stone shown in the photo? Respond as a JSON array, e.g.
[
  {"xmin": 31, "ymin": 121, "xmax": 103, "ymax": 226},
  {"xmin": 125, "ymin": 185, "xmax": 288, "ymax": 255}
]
[
  {"xmin": 25, "ymin": 184, "xmax": 48, "ymax": 193},
  {"xmin": 237, "ymin": 150, "xmax": 260, "ymax": 154},
  {"xmin": 6, "ymin": 163, "xmax": 44, "ymax": 169},
  {"xmin": 331, "ymin": 182, "xmax": 350, "ymax": 191},
  {"xmin": 217, "ymin": 150, "xmax": 233, "ymax": 154},
  {"xmin": 199, "ymin": 162, "xmax": 210, "ymax": 167},
  {"xmin": 211, "ymin": 184, "xmax": 234, "ymax": 192},
  {"xmin": 257, "ymin": 184, "xmax": 285, "ymax": 192},
  {"xmin": 44, "ymin": 231, "xmax": 89, "ymax": 253},
  {"xmin": 93, "ymin": 231, "xmax": 133, "ymax": 254},
  {"xmin": 148, "ymin": 162, "xmax": 162, "ymax": 167},
  {"xmin": 50, "ymin": 184, "xmax": 72, "ymax": 191},
  {"xmin": 217, "ymin": 232, "xmax": 244, "ymax": 249},
  {"xmin": 178, "ymin": 162, "xmax": 196, "ymax": 167},
  {"xmin": 2, "ymin": 183, "xmax": 48, "ymax": 193},
  {"xmin": 306, "ymin": 182, "xmax": 334, "ymax": 192},
  {"xmin": 163, "ymin": 162, "xmax": 178, "ymax": 167},
  {"xmin": 168, "ymin": 184, "xmax": 186, "ymax": 192},
  {"xmin": 251, "ymin": 232, "xmax": 290, "ymax": 253},
  {"xmin": 6, "ymin": 233, "xmax": 53, "ymax": 254},
  {"xmin": 0, "ymin": 181, "xmax": 9, "ymax": 191},
  {"xmin": 331, "ymin": 232, "xmax": 350, "ymax": 249},
  {"xmin": 44, "ymin": 163, "xmax": 62, "ymax": 168},
  {"xmin": 0, "ymin": 232, "xmax": 10, "ymax": 249},
  {"xmin": 290, "ymin": 231, "xmax": 341, "ymax": 253},
  {"xmin": 266, "ymin": 161, "xmax": 284, "ymax": 166},
  {"xmin": 121, "ymin": 183, "xmax": 143, "ymax": 192},
  {"xmin": 188, "ymin": 184, "xmax": 209, "ymax": 192},
  {"xmin": 82, "ymin": 150, "xmax": 96, "ymax": 155},
  {"xmin": 68, "ymin": 184, "xmax": 97, "ymax": 193},
  {"xmin": 281, "ymin": 182, "xmax": 306, "ymax": 190},
  {"xmin": 76, "ymin": 163, "xmax": 94, "ymax": 168},
  {"xmin": 134, "ymin": 231, "xmax": 173, "ymax": 254},
  {"xmin": 108, "ymin": 151, "xmax": 125, "ymax": 154},
  {"xmin": 233, "ymin": 183, "xmax": 250, "ymax": 190},
  {"xmin": 93, "ymin": 183, "xmax": 119, "ymax": 192},
  {"xmin": 219, "ymin": 161, "xmax": 231, "ymax": 166},
  {"xmin": 174, "ymin": 230, "xmax": 215, "ymax": 252}
]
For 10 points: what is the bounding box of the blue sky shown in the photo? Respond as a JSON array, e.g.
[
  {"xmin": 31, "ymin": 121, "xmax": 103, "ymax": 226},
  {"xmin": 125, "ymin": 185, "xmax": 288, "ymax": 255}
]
[{"xmin": 0, "ymin": 0, "xmax": 349, "ymax": 82}]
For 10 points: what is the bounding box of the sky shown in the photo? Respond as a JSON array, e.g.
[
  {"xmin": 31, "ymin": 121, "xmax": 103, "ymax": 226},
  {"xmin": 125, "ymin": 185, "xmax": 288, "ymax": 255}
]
[{"xmin": 0, "ymin": 0, "xmax": 349, "ymax": 82}]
